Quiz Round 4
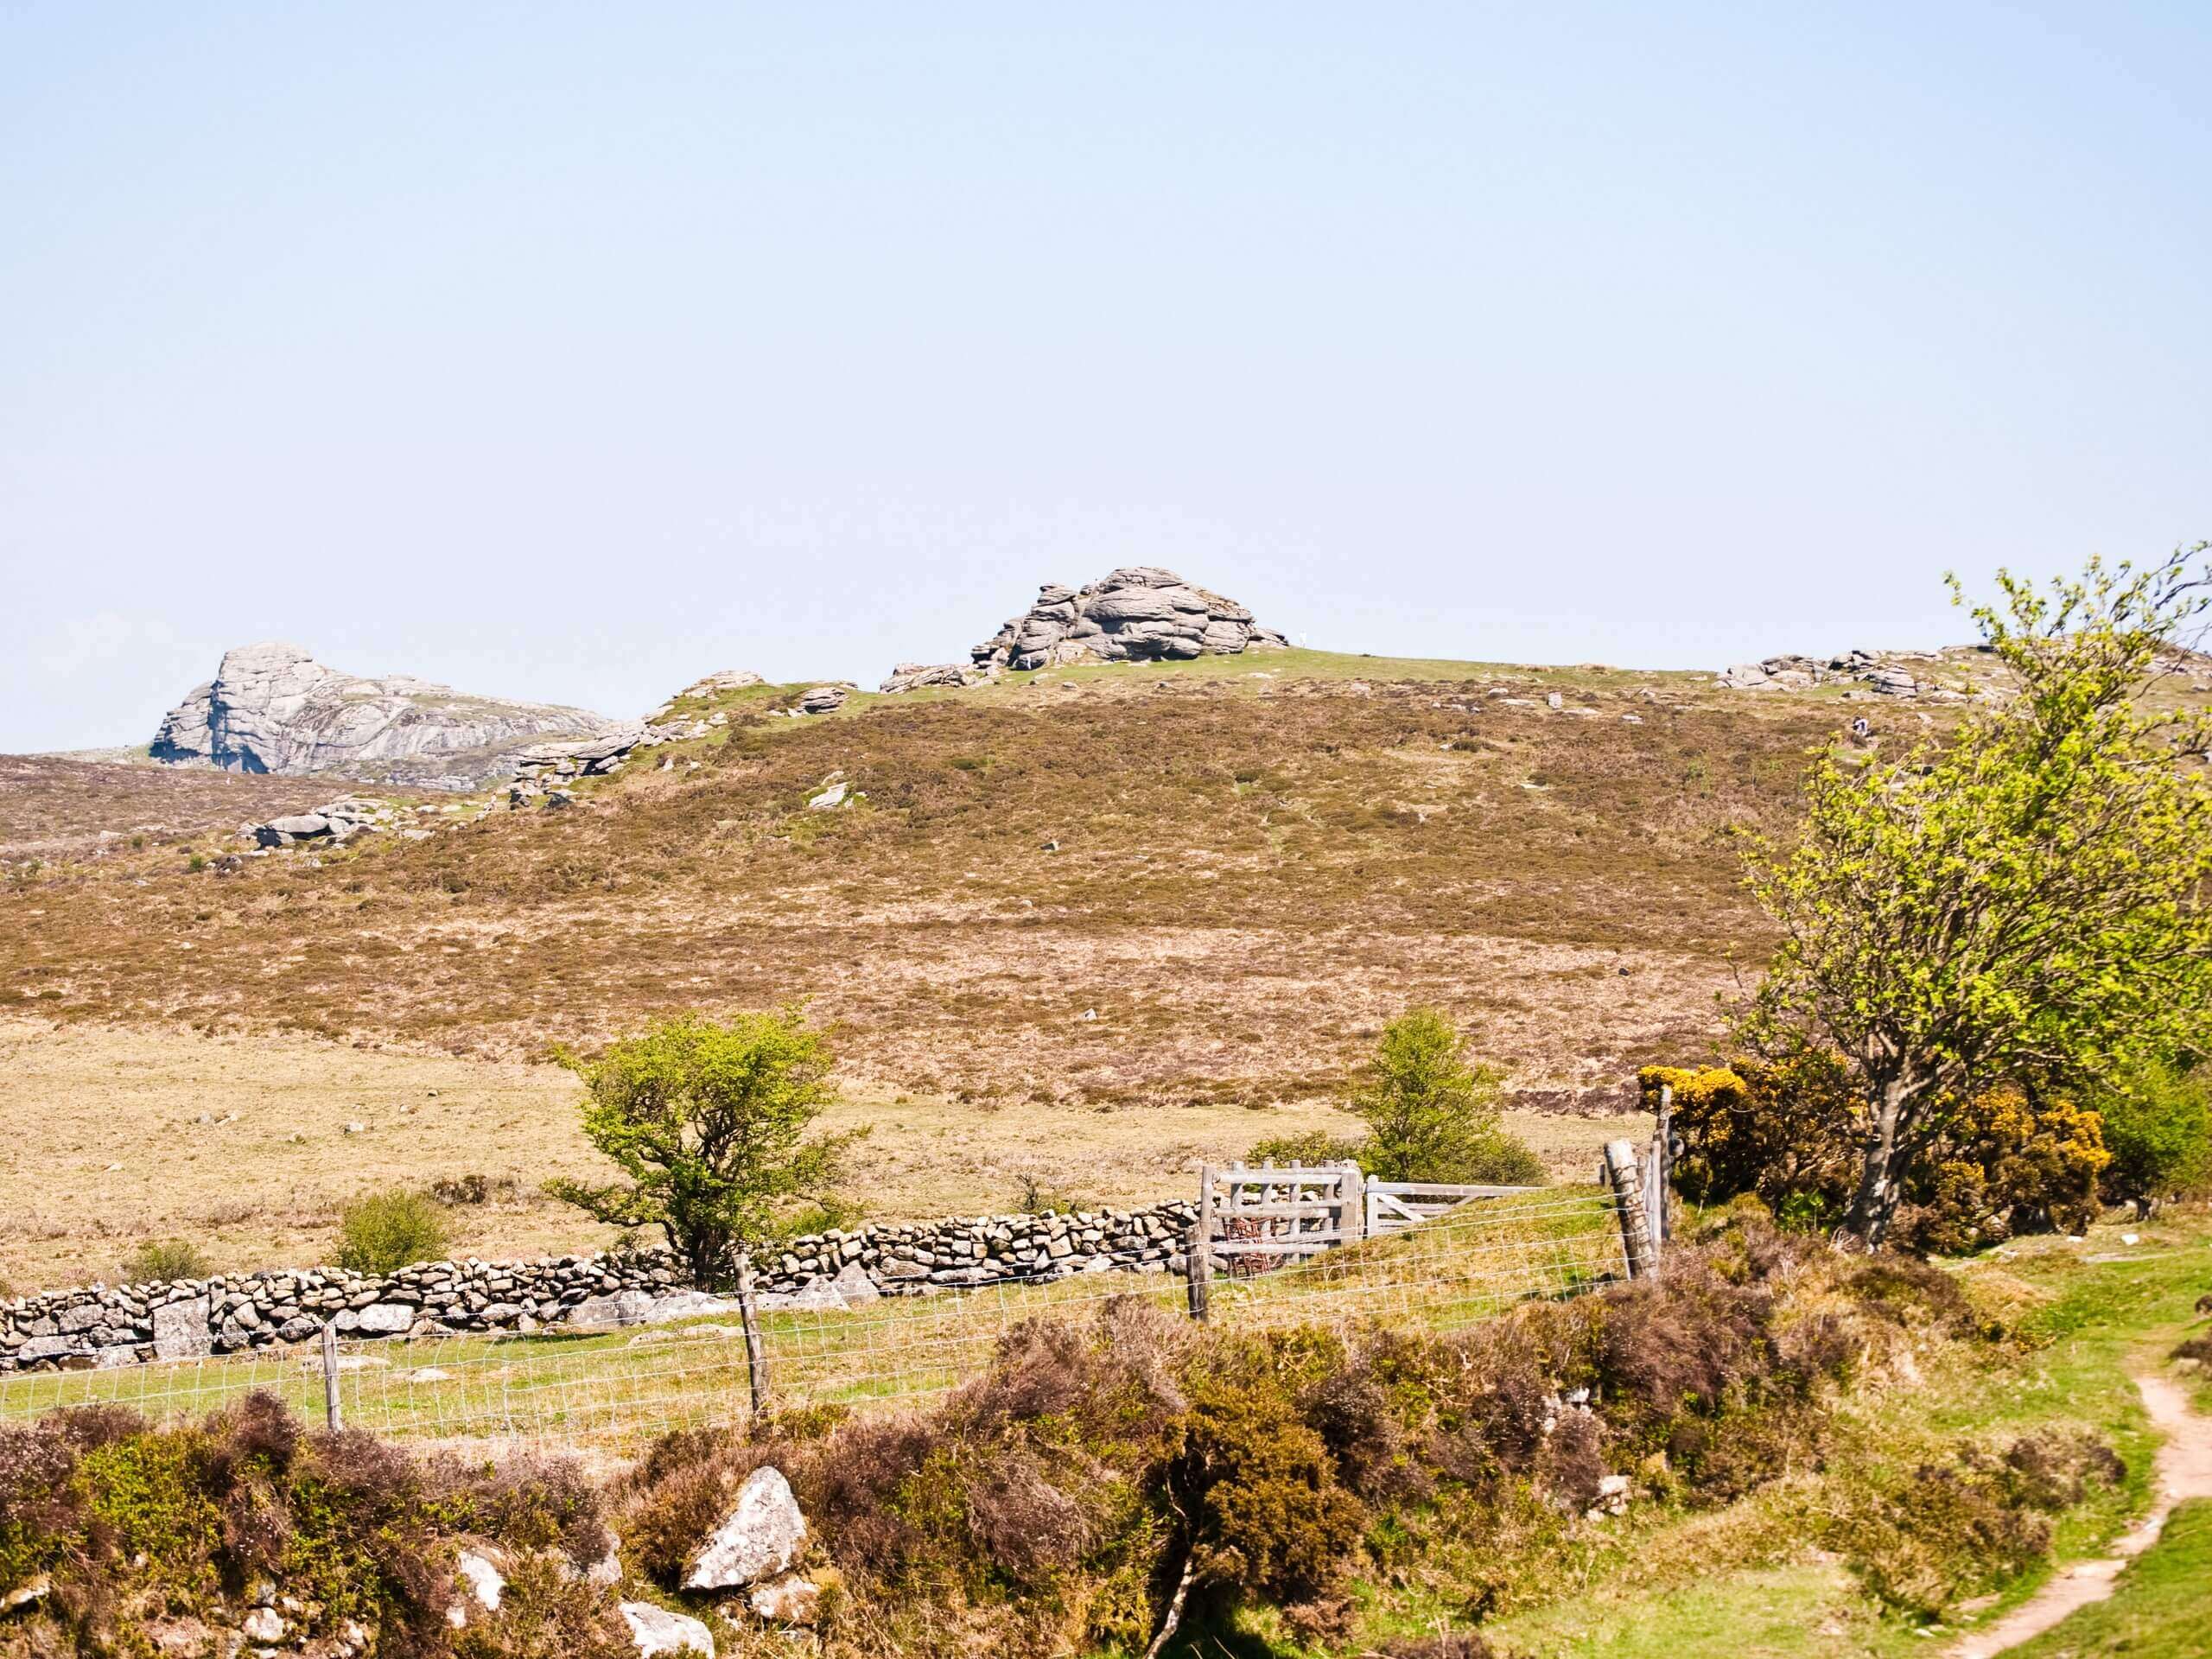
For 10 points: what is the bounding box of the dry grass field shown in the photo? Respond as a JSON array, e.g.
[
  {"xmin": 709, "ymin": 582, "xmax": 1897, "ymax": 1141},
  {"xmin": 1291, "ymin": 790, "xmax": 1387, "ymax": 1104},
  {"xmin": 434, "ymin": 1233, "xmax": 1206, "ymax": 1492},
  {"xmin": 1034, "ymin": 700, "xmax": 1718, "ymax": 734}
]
[
  {"xmin": 0, "ymin": 1015, "xmax": 1637, "ymax": 1294},
  {"xmin": 0, "ymin": 647, "xmax": 1926, "ymax": 1293}
]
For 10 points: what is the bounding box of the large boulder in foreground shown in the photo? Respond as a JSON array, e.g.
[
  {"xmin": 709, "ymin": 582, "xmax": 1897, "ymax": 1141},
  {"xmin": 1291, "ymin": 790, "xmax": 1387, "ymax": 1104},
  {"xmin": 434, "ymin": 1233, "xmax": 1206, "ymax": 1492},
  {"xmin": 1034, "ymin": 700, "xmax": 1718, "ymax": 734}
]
[
  {"xmin": 972, "ymin": 568, "xmax": 1288, "ymax": 672},
  {"xmin": 683, "ymin": 1466, "xmax": 808, "ymax": 1590},
  {"xmin": 151, "ymin": 642, "xmax": 623, "ymax": 787}
]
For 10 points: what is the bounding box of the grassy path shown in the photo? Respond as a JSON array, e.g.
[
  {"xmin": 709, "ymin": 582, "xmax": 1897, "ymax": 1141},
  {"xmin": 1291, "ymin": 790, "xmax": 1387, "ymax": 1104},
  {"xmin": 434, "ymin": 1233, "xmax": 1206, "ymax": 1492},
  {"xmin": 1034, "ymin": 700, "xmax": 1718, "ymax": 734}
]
[
  {"xmin": 1477, "ymin": 1217, "xmax": 2212, "ymax": 1659},
  {"xmin": 1949, "ymin": 1371, "xmax": 2212, "ymax": 1658}
]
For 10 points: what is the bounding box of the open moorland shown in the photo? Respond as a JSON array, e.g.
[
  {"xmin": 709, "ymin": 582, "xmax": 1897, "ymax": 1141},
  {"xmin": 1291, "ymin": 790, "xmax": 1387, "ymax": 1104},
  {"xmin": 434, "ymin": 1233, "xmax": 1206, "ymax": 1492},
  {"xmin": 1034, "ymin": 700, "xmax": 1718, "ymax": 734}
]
[
  {"xmin": 15, "ymin": 642, "xmax": 2201, "ymax": 1294},
  {"xmin": 0, "ymin": 646, "xmax": 2056, "ymax": 1290}
]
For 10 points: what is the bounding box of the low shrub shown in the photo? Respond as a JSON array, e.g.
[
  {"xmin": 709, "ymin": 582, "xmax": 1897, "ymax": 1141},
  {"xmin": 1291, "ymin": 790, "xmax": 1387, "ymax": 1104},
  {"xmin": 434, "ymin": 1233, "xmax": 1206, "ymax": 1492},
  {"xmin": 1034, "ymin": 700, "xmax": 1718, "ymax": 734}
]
[
  {"xmin": 119, "ymin": 1237, "xmax": 212, "ymax": 1284},
  {"xmin": 334, "ymin": 1189, "xmax": 449, "ymax": 1275},
  {"xmin": 1815, "ymin": 1427, "xmax": 2126, "ymax": 1619},
  {"xmin": 0, "ymin": 1393, "xmax": 621, "ymax": 1659},
  {"xmin": 1245, "ymin": 1129, "xmax": 1366, "ymax": 1169},
  {"xmin": 602, "ymin": 1217, "xmax": 1928, "ymax": 1656}
]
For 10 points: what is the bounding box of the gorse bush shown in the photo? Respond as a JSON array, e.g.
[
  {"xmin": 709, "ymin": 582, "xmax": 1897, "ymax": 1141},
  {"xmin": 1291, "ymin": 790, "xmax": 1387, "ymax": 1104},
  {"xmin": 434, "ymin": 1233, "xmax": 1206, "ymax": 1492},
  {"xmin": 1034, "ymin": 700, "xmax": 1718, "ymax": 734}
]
[
  {"xmin": 120, "ymin": 1237, "xmax": 212, "ymax": 1284},
  {"xmin": 334, "ymin": 1189, "xmax": 449, "ymax": 1276},
  {"xmin": 1643, "ymin": 1061, "xmax": 2112, "ymax": 1252}
]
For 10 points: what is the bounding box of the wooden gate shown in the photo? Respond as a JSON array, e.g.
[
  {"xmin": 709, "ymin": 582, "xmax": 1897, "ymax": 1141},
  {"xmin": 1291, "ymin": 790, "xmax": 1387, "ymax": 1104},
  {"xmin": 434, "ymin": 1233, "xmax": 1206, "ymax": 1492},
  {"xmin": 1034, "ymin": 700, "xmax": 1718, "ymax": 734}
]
[
  {"xmin": 1199, "ymin": 1163, "xmax": 1362, "ymax": 1274},
  {"xmin": 1363, "ymin": 1179, "xmax": 1541, "ymax": 1237}
]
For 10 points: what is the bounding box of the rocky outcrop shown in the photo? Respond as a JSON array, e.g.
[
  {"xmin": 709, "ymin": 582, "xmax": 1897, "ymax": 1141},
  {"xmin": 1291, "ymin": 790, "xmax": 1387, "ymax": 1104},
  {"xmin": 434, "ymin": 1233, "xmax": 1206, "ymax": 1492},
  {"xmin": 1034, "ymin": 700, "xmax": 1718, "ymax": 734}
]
[
  {"xmin": 0, "ymin": 1200, "xmax": 1197, "ymax": 1372},
  {"xmin": 972, "ymin": 568, "xmax": 1287, "ymax": 672},
  {"xmin": 152, "ymin": 643, "xmax": 622, "ymax": 787},
  {"xmin": 240, "ymin": 795, "xmax": 405, "ymax": 849},
  {"xmin": 1716, "ymin": 647, "xmax": 2006, "ymax": 700},
  {"xmin": 878, "ymin": 661, "xmax": 1001, "ymax": 694}
]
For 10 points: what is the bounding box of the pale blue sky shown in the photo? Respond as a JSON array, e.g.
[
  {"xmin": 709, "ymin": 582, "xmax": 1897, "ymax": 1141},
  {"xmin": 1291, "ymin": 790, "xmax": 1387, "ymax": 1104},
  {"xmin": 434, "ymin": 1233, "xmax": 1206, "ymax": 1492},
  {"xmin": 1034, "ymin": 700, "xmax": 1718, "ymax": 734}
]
[{"xmin": 3, "ymin": 3, "xmax": 2207, "ymax": 751}]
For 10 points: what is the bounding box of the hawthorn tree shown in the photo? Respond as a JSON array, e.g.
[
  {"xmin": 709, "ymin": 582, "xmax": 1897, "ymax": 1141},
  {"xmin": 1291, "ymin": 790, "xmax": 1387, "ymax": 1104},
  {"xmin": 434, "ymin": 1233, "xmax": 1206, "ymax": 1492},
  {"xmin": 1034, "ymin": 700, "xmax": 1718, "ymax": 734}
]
[
  {"xmin": 1351, "ymin": 1007, "xmax": 1543, "ymax": 1185},
  {"xmin": 1739, "ymin": 545, "xmax": 2212, "ymax": 1248},
  {"xmin": 547, "ymin": 1008, "xmax": 864, "ymax": 1287}
]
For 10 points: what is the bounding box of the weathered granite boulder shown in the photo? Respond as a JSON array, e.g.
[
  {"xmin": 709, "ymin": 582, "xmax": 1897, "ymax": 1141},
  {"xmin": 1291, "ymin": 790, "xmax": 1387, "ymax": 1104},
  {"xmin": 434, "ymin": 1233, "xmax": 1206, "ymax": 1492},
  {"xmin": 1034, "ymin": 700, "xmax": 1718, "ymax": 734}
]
[
  {"xmin": 683, "ymin": 1466, "xmax": 808, "ymax": 1590},
  {"xmin": 152, "ymin": 642, "xmax": 622, "ymax": 786},
  {"xmin": 152, "ymin": 1296, "xmax": 212, "ymax": 1360},
  {"xmin": 972, "ymin": 569, "xmax": 1287, "ymax": 672}
]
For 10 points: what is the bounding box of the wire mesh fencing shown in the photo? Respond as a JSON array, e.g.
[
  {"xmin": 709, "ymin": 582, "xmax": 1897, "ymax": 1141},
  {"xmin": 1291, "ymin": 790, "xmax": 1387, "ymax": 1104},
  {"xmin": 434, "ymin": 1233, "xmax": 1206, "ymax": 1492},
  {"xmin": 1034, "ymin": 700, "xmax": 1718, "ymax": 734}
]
[{"xmin": 0, "ymin": 1188, "xmax": 1627, "ymax": 1459}]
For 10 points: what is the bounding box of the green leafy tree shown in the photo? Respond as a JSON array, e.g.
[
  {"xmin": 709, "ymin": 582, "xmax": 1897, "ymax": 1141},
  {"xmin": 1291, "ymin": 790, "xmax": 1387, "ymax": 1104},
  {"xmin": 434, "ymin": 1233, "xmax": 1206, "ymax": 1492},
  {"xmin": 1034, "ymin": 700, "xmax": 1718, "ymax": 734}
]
[
  {"xmin": 1740, "ymin": 546, "xmax": 2212, "ymax": 1247},
  {"xmin": 1351, "ymin": 1007, "xmax": 1543, "ymax": 1184},
  {"xmin": 2094, "ymin": 1058, "xmax": 2212, "ymax": 1217},
  {"xmin": 548, "ymin": 1009, "xmax": 863, "ymax": 1287}
]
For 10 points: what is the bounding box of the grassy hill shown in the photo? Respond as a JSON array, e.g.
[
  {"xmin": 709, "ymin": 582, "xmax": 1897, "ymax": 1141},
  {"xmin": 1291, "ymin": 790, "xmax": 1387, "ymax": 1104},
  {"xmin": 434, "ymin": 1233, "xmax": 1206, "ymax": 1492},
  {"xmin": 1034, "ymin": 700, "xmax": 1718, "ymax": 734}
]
[
  {"xmin": 0, "ymin": 647, "xmax": 1936, "ymax": 1285},
  {"xmin": 3, "ymin": 651, "xmax": 1846, "ymax": 1101}
]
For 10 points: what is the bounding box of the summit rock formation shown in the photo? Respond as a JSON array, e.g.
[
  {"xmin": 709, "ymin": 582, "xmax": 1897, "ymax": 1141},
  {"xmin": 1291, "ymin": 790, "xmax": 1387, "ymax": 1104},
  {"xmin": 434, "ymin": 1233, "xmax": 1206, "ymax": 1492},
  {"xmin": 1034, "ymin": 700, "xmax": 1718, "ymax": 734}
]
[
  {"xmin": 150, "ymin": 643, "xmax": 622, "ymax": 787},
  {"xmin": 970, "ymin": 568, "xmax": 1287, "ymax": 672}
]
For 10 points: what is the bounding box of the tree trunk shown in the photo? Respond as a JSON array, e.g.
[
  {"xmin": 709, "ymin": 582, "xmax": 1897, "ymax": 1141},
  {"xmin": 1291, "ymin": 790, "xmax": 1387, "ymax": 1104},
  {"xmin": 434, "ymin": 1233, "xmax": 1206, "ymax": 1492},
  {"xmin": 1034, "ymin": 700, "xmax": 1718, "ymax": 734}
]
[{"xmin": 1841, "ymin": 1076, "xmax": 1910, "ymax": 1249}]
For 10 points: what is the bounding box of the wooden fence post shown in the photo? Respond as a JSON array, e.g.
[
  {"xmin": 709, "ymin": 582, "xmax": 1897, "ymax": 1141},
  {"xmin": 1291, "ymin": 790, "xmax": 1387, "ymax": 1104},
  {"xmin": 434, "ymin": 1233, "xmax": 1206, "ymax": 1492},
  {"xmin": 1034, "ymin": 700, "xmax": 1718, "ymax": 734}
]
[
  {"xmin": 1185, "ymin": 1166, "xmax": 1214, "ymax": 1323},
  {"xmin": 735, "ymin": 1249, "xmax": 771, "ymax": 1416},
  {"xmin": 1647, "ymin": 1083, "xmax": 1674, "ymax": 1255},
  {"xmin": 320, "ymin": 1320, "xmax": 343, "ymax": 1433},
  {"xmin": 1602, "ymin": 1139, "xmax": 1656, "ymax": 1280}
]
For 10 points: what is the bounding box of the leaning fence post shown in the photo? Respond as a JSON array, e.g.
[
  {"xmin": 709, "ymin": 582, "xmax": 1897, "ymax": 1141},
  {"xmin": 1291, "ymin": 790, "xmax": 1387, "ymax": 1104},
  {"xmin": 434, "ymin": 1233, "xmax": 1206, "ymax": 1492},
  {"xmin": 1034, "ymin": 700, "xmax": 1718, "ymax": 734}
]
[
  {"xmin": 1185, "ymin": 1165, "xmax": 1215, "ymax": 1323},
  {"xmin": 735, "ymin": 1249, "xmax": 772, "ymax": 1417},
  {"xmin": 320, "ymin": 1320, "xmax": 343, "ymax": 1432},
  {"xmin": 1602, "ymin": 1140, "xmax": 1656, "ymax": 1280}
]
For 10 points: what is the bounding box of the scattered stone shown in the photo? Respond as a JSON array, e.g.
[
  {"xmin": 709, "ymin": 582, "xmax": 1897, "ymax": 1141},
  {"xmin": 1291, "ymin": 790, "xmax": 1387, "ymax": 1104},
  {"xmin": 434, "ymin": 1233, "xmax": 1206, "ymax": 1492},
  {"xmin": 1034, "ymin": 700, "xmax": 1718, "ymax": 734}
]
[
  {"xmin": 806, "ymin": 782, "xmax": 850, "ymax": 811},
  {"xmin": 569, "ymin": 1290, "xmax": 658, "ymax": 1329},
  {"xmin": 830, "ymin": 1262, "xmax": 880, "ymax": 1306},
  {"xmin": 1, "ymin": 1576, "xmax": 48, "ymax": 1613},
  {"xmin": 795, "ymin": 685, "xmax": 850, "ymax": 715},
  {"xmin": 457, "ymin": 1549, "xmax": 505, "ymax": 1611},
  {"xmin": 683, "ymin": 1466, "xmax": 808, "ymax": 1590},
  {"xmin": 622, "ymin": 1602, "xmax": 715, "ymax": 1657},
  {"xmin": 240, "ymin": 1607, "xmax": 286, "ymax": 1643},
  {"xmin": 642, "ymin": 1290, "xmax": 739, "ymax": 1324},
  {"xmin": 153, "ymin": 1297, "xmax": 213, "ymax": 1361},
  {"xmin": 748, "ymin": 1570, "xmax": 826, "ymax": 1626}
]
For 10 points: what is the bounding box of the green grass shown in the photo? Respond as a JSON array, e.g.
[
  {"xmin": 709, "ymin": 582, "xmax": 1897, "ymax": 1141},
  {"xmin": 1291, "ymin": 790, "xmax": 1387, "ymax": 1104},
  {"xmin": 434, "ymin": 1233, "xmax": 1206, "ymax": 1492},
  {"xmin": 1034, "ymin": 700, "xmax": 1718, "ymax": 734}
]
[{"xmin": 2006, "ymin": 1499, "xmax": 2212, "ymax": 1659}]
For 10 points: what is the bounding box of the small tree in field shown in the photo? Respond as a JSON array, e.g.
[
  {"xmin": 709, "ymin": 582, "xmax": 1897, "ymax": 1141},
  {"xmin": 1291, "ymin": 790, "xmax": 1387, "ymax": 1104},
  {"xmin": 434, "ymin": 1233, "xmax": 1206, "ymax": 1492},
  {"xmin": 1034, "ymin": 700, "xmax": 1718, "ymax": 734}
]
[
  {"xmin": 1741, "ymin": 546, "xmax": 2212, "ymax": 1248},
  {"xmin": 548, "ymin": 1009, "xmax": 863, "ymax": 1287},
  {"xmin": 1352, "ymin": 1008, "xmax": 1543, "ymax": 1185}
]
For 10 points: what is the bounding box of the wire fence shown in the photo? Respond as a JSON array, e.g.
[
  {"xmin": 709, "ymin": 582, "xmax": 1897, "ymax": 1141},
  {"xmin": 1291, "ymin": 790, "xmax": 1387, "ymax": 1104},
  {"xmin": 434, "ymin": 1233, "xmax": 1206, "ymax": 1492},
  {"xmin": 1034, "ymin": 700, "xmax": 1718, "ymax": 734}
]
[{"xmin": 0, "ymin": 1189, "xmax": 1626, "ymax": 1459}]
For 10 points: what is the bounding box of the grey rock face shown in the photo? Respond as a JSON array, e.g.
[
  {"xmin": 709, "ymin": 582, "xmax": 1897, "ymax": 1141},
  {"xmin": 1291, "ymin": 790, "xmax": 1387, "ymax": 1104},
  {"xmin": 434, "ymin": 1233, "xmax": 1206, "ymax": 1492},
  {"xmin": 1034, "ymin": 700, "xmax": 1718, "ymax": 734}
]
[
  {"xmin": 683, "ymin": 1466, "xmax": 807, "ymax": 1590},
  {"xmin": 152, "ymin": 1297, "xmax": 212, "ymax": 1360},
  {"xmin": 151, "ymin": 642, "xmax": 621, "ymax": 787},
  {"xmin": 972, "ymin": 569, "xmax": 1287, "ymax": 672}
]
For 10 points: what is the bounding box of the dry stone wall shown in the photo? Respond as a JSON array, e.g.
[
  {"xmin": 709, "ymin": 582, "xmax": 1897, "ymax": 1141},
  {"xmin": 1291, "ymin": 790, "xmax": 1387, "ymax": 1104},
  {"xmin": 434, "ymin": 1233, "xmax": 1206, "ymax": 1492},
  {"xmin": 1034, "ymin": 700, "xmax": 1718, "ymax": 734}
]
[{"xmin": 0, "ymin": 1200, "xmax": 1197, "ymax": 1373}]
